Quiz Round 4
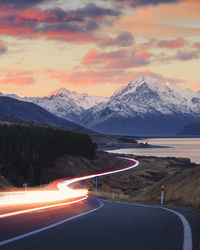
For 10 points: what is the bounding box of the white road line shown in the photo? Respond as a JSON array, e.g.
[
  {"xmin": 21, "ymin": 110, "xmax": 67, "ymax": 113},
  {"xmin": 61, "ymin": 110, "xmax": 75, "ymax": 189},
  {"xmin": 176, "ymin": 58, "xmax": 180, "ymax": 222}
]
[
  {"xmin": 161, "ymin": 207, "xmax": 192, "ymax": 250},
  {"xmin": 0, "ymin": 199, "xmax": 104, "ymax": 247},
  {"xmin": 105, "ymin": 200, "xmax": 192, "ymax": 250}
]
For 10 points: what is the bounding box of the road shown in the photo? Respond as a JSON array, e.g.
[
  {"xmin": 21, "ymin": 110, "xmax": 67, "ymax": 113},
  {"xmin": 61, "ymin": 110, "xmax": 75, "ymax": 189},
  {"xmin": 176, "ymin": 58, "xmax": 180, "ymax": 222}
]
[
  {"xmin": 0, "ymin": 198, "xmax": 200, "ymax": 250},
  {"xmin": 0, "ymin": 157, "xmax": 199, "ymax": 250}
]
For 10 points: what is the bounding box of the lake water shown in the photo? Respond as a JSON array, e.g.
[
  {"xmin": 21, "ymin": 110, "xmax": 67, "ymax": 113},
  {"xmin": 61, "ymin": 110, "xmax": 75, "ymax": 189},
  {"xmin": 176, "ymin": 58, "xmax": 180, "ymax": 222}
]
[{"xmin": 106, "ymin": 138, "xmax": 200, "ymax": 164}]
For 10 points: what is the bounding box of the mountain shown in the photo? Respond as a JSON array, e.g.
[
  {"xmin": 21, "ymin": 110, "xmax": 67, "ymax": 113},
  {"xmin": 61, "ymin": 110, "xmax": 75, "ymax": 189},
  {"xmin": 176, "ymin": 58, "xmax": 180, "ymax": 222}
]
[
  {"xmin": 2, "ymin": 76, "xmax": 200, "ymax": 136},
  {"xmin": 179, "ymin": 123, "xmax": 200, "ymax": 135},
  {"xmin": 79, "ymin": 76, "xmax": 200, "ymax": 135},
  {"xmin": 0, "ymin": 97, "xmax": 90, "ymax": 133},
  {"xmin": 21, "ymin": 88, "xmax": 108, "ymax": 122},
  {"xmin": 0, "ymin": 111, "xmax": 30, "ymax": 125}
]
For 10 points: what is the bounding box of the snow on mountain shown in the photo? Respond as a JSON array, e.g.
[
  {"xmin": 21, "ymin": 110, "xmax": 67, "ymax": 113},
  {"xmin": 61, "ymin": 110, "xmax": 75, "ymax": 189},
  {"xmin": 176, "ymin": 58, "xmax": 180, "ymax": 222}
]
[
  {"xmin": 2, "ymin": 88, "xmax": 108, "ymax": 122},
  {"xmin": 1, "ymin": 76, "xmax": 200, "ymax": 135},
  {"xmin": 44, "ymin": 87, "xmax": 108, "ymax": 110},
  {"xmin": 79, "ymin": 76, "xmax": 200, "ymax": 135}
]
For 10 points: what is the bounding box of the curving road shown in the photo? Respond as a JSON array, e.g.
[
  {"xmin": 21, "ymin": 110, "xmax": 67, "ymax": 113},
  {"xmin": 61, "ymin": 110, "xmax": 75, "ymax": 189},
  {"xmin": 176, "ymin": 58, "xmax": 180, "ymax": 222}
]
[
  {"xmin": 0, "ymin": 198, "xmax": 200, "ymax": 250},
  {"xmin": 0, "ymin": 158, "xmax": 199, "ymax": 250}
]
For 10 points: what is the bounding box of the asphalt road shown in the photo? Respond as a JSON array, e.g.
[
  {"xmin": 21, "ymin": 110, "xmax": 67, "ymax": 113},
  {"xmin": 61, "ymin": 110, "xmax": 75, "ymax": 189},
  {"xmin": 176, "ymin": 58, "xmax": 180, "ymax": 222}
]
[{"xmin": 1, "ymin": 198, "xmax": 199, "ymax": 250}]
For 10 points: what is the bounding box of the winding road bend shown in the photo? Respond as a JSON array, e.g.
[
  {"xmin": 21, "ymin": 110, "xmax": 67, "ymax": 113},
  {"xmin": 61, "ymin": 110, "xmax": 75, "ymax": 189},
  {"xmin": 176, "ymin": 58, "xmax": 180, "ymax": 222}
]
[{"xmin": 0, "ymin": 158, "xmax": 199, "ymax": 250}]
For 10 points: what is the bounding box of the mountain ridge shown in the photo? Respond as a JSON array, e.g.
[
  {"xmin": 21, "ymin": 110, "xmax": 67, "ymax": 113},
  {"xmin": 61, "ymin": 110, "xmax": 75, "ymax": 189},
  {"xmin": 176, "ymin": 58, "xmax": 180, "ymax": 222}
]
[
  {"xmin": 1, "ymin": 76, "xmax": 200, "ymax": 135},
  {"xmin": 0, "ymin": 96, "xmax": 91, "ymax": 133}
]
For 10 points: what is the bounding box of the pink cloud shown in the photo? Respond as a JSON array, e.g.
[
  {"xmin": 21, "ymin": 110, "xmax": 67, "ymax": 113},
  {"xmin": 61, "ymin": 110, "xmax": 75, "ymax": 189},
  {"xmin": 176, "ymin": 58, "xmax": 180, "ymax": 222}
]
[
  {"xmin": 157, "ymin": 38, "xmax": 187, "ymax": 49},
  {"xmin": 49, "ymin": 68, "xmax": 183, "ymax": 87},
  {"xmin": 98, "ymin": 32, "xmax": 134, "ymax": 47},
  {"xmin": 0, "ymin": 76, "xmax": 34, "ymax": 86},
  {"xmin": 82, "ymin": 48, "xmax": 152, "ymax": 69},
  {"xmin": 193, "ymin": 42, "xmax": 200, "ymax": 50},
  {"xmin": 173, "ymin": 50, "xmax": 200, "ymax": 61},
  {"xmin": 0, "ymin": 4, "xmax": 120, "ymax": 43}
]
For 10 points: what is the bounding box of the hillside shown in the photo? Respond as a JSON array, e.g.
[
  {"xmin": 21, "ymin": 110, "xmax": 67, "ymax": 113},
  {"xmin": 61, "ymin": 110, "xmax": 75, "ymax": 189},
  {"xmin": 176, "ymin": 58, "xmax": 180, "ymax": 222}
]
[
  {"xmin": 0, "ymin": 96, "xmax": 90, "ymax": 133},
  {"xmin": 89, "ymin": 154, "xmax": 200, "ymax": 213},
  {"xmin": 179, "ymin": 123, "xmax": 200, "ymax": 135},
  {"xmin": 0, "ymin": 124, "xmax": 95, "ymax": 186},
  {"xmin": 131, "ymin": 164, "xmax": 200, "ymax": 212}
]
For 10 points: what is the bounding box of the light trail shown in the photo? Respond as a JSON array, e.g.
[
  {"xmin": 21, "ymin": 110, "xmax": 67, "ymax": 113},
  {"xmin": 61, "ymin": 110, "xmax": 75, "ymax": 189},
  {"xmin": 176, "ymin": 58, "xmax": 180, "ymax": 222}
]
[
  {"xmin": 57, "ymin": 157, "xmax": 139, "ymax": 191},
  {"xmin": 0, "ymin": 157, "xmax": 139, "ymax": 218},
  {"xmin": 0, "ymin": 196, "xmax": 88, "ymax": 219}
]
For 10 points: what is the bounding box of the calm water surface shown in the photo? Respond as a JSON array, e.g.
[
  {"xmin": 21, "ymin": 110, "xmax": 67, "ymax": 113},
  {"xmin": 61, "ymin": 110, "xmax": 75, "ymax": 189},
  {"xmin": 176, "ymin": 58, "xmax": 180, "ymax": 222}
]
[{"xmin": 107, "ymin": 138, "xmax": 200, "ymax": 164}]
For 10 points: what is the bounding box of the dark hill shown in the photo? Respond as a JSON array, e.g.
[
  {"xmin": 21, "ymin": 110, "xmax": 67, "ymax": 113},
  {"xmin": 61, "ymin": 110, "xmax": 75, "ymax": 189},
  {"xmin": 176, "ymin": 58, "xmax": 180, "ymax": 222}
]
[
  {"xmin": 179, "ymin": 123, "xmax": 200, "ymax": 135},
  {"xmin": 0, "ymin": 96, "xmax": 90, "ymax": 133}
]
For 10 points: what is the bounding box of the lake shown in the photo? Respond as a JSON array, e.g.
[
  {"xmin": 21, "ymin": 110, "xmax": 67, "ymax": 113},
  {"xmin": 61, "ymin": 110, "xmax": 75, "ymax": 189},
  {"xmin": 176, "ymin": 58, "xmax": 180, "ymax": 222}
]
[{"xmin": 106, "ymin": 138, "xmax": 200, "ymax": 164}]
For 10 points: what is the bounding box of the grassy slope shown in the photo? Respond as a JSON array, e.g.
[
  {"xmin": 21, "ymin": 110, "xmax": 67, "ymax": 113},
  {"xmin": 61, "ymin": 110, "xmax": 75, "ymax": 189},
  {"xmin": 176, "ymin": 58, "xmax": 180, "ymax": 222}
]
[
  {"xmin": 90, "ymin": 154, "xmax": 200, "ymax": 213},
  {"xmin": 1, "ymin": 151, "xmax": 199, "ymax": 213},
  {"xmin": 132, "ymin": 166, "xmax": 200, "ymax": 211}
]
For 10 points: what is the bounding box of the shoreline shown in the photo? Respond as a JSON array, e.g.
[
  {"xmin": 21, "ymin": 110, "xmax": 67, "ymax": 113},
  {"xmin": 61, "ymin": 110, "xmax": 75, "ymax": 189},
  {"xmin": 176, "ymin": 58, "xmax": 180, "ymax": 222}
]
[{"xmin": 99, "ymin": 144, "xmax": 170, "ymax": 151}]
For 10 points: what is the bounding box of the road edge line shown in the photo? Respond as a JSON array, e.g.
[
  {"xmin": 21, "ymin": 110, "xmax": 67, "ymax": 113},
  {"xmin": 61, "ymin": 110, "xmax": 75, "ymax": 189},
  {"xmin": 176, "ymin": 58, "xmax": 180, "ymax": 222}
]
[
  {"xmin": 103, "ymin": 200, "xmax": 192, "ymax": 250},
  {"xmin": 0, "ymin": 199, "xmax": 104, "ymax": 247}
]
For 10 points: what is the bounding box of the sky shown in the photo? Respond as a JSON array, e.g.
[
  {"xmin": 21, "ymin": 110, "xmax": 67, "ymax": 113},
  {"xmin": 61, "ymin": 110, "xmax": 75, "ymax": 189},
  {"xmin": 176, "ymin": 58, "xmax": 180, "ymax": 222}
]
[{"xmin": 0, "ymin": 0, "xmax": 199, "ymax": 97}]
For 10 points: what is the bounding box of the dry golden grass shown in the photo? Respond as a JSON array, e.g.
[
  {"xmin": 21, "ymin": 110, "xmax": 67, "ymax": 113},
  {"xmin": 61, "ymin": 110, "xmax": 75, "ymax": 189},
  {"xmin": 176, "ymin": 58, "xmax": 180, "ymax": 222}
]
[
  {"xmin": 88, "ymin": 155, "xmax": 200, "ymax": 213},
  {"xmin": 131, "ymin": 166, "xmax": 200, "ymax": 212}
]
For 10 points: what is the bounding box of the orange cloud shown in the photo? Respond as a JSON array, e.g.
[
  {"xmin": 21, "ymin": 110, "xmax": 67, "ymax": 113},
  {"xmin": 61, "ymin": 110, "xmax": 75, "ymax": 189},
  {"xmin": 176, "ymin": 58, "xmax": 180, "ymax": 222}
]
[
  {"xmin": 0, "ymin": 77, "xmax": 34, "ymax": 86},
  {"xmin": 82, "ymin": 48, "xmax": 152, "ymax": 69},
  {"xmin": 116, "ymin": 1, "xmax": 200, "ymax": 38},
  {"xmin": 193, "ymin": 42, "xmax": 200, "ymax": 50},
  {"xmin": 49, "ymin": 68, "xmax": 183, "ymax": 87}
]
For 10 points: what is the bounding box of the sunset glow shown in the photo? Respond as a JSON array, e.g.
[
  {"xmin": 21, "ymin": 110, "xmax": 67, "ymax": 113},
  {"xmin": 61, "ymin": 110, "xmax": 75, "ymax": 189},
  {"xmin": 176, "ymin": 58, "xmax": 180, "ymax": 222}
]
[{"xmin": 0, "ymin": 0, "xmax": 199, "ymax": 97}]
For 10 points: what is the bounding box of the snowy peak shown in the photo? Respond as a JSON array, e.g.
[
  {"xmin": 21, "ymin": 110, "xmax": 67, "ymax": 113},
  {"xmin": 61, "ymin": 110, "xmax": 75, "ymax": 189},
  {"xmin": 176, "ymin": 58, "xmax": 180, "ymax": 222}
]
[
  {"xmin": 111, "ymin": 76, "xmax": 160, "ymax": 99},
  {"xmin": 45, "ymin": 87, "xmax": 108, "ymax": 110},
  {"xmin": 45, "ymin": 87, "xmax": 71, "ymax": 99}
]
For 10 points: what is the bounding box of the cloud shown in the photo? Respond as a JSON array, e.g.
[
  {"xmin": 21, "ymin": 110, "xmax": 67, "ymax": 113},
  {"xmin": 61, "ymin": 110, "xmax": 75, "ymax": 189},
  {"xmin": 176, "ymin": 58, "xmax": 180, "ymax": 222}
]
[
  {"xmin": 0, "ymin": 40, "xmax": 7, "ymax": 55},
  {"xmin": 111, "ymin": 0, "xmax": 180, "ymax": 7},
  {"xmin": 99, "ymin": 32, "xmax": 134, "ymax": 47},
  {"xmin": 173, "ymin": 50, "xmax": 200, "ymax": 61},
  {"xmin": 74, "ymin": 3, "xmax": 120, "ymax": 18},
  {"xmin": 0, "ymin": 0, "xmax": 48, "ymax": 9},
  {"xmin": 193, "ymin": 42, "xmax": 200, "ymax": 50},
  {"xmin": 50, "ymin": 69, "xmax": 133, "ymax": 85},
  {"xmin": 157, "ymin": 38, "xmax": 187, "ymax": 49},
  {"xmin": 82, "ymin": 48, "xmax": 152, "ymax": 69},
  {"xmin": 0, "ymin": 76, "xmax": 34, "ymax": 86},
  {"xmin": 49, "ymin": 68, "xmax": 184, "ymax": 87},
  {"xmin": 0, "ymin": 3, "xmax": 120, "ymax": 42}
]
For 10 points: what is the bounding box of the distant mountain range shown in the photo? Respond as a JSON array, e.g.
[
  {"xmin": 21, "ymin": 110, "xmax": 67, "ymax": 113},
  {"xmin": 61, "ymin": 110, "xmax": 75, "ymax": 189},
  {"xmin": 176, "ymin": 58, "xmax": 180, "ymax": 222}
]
[
  {"xmin": 1, "ymin": 76, "xmax": 200, "ymax": 135},
  {"xmin": 0, "ymin": 88, "xmax": 108, "ymax": 123},
  {"xmin": 0, "ymin": 97, "xmax": 90, "ymax": 133}
]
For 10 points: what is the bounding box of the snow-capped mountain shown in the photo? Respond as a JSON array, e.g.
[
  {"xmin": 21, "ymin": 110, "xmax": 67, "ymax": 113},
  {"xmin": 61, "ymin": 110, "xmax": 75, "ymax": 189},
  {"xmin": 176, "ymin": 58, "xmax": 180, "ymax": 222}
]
[
  {"xmin": 5, "ymin": 88, "xmax": 108, "ymax": 122},
  {"xmin": 1, "ymin": 76, "xmax": 200, "ymax": 135},
  {"xmin": 79, "ymin": 76, "xmax": 200, "ymax": 135},
  {"xmin": 38, "ymin": 88, "xmax": 108, "ymax": 122}
]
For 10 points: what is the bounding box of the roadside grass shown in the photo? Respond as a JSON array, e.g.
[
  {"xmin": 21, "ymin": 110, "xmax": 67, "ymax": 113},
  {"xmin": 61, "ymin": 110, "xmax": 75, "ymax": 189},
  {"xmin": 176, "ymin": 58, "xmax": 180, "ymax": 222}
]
[{"xmin": 88, "ymin": 155, "xmax": 200, "ymax": 214}]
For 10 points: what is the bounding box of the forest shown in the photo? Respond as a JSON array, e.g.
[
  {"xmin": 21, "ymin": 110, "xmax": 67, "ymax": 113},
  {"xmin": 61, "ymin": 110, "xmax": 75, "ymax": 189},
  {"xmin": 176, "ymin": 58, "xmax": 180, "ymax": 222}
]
[{"xmin": 0, "ymin": 125, "xmax": 95, "ymax": 186}]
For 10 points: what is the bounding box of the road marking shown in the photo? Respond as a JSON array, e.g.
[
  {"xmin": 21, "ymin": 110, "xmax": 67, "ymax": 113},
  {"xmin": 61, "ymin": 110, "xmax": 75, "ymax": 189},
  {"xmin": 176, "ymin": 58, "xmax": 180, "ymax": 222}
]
[
  {"xmin": 0, "ymin": 199, "xmax": 104, "ymax": 247},
  {"xmin": 161, "ymin": 207, "xmax": 192, "ymax": 250},
  {"xmin": 105, "ymin": 200, "xmax": 192, "ymax": 250}
]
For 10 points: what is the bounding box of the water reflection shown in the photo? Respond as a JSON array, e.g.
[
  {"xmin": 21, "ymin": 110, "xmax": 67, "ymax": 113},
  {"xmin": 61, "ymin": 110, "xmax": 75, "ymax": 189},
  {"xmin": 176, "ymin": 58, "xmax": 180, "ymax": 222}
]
[{"xmin": 107, "ymin": 138, "xmax": 200, "ymax": 164}]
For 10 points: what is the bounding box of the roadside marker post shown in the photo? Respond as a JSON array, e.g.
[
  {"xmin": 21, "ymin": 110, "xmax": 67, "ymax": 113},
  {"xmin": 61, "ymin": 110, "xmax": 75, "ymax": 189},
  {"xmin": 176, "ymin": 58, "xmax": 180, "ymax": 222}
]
[
  {"xmin": 112, "ymin": 190, "xmax": 115, "ymax": 200},
  {"xmin": 95, "ymin": 177, "xmax": 98, "ymax": 195},
  {"xmin": 22, "ymin": 183, "xmax": 28, "ymax": 191},
  {"xmin": 161, "ymin": 185, "xmax": 164, "ymax": 205}
]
